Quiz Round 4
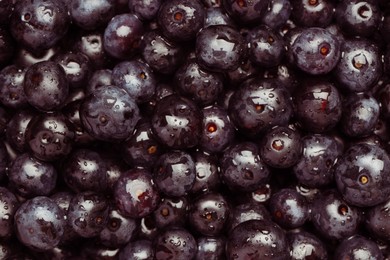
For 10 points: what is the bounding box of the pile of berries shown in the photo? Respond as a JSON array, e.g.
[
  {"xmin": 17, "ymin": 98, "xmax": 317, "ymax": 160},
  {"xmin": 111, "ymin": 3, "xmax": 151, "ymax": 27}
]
[{"xmin": 0, "ymin": 0, "xmax": 390, "ymax": 259}]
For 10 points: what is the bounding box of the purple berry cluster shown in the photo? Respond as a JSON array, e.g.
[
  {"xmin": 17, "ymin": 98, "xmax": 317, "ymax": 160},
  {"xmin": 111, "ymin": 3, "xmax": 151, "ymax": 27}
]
[{"xmin": 0, "ymin": 0, "xmax": 390, "ymax": 259}]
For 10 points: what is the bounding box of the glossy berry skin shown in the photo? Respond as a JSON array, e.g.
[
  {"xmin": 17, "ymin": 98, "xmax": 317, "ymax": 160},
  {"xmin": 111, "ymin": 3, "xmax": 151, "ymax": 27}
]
[
  {"xmin": 268, "ymin": 188, "xmax": 308, "ymax": 229},
  {"xmin": 86, "ymin": 69, "xmax": 113, "ymax": 95},
  {"xmin": 158, "ymin": 0, "xmax": 205, "ymax": 42},
  {"xmin": 200, "ymin": 105, "xmax": 235, "ymax": 154},
  {"xmin": 190, "ymin": 151, "xmax": 221, "ymax": 195},
  {"xmin": 293, "ymin": 134, "xmax": 342, "ymax": 188},
  {"xmin": 0, "ymin": 65, "xmax": 27, "ymax": 109},
  {"xmin": 195, "ymin": 25, "xmax": 247, "ymax": 72},
  {"xmin": 10, "ymin": 0, "xmax": 70, "ymax": 52},
  {"xmin": 25, "ymin": 112, "xmax": 75, "ymax": 162},
  {"xmin": 226, "ymin": 58, "xmax": 261, "ymax": 87},
  {"xmin": 226, "ymin": 219, "xmax": 289, "ymax": 260},
  {"xmin": 334, "ymin": 39, "xmax": 382, "ymax": 93},
  {"xmin": 151, "ymin": 94, "xmax": 202, "ymax": 149},
  {"xmin": 366, "ymin": 198, "xmax": 390, "ymax": 241},
  {"xmin": 221, "ymin": 142, "xmax": 270, "ymax": 192},
  {"xmin": 154, "ymin": 226, "xmax": 197, "ymax": 260},
  {"xmin": 80, "ymin": 85, "xmax": 140, "ymax": 142},
  {"xmin": 112, "ymin": 60, "xmax": 156, "ymax": 104},
  {"xmin": 114, "ymin": 168, "xmax": 160, "ymax": 218},
  {"xmin": 202, "ymin": 0, "xmax": 222, "ymax": 7},
  {"xmin": 0, "ymin": 187, "xmax": 18, "ymax": 240},
  {"xmin": 103, "ymin": 13, "xmax": 144, "ymax": 59},
  {"xmin": 291, "ymin": 27, "xmax": 341, "ymax": 75},
  {"xmin": 335, "ymin": 0, "xmax": 381, "ymax": 37},
  {"xmin": 227, "ymin": 202, "xmax": 271, "ymax": 232},
  {"xmin": 261, "ymin": 0, "xmax": 292, "ymax": 30},
  {"xmin": 293, "ymin": 79, "xmax": 342, "ymax": 133},
  {"xmin": 189, "ymin": 192, "xmax": 230, "ymax": 236},
  {"xmin": 99, "ymin": 207, "xmax": 138, "ymax": 248},
  {"xmin": 69, "ymin": 0, "xmax": 115, "ymax": 30},
  {"xmin": 14, "ymin": 196, "xmax": 65, "ymax": 251},
  {"xmin": 103, "ymin": 155, "xmax": 129, "ymax": 192},
  {"xmin": 119, "ymin": 239, "xmax": 154, "ymax": 260},
  {"xmin": 341, "ymin": 93, "xmax": 380, "ymax": 137},
  {"xmin": 335, "ymin": 143, "xmax": 390, "ymax": 207},
  {"xmin": 222, "ymin": 0, "xmax": 271, "ymax": 25},
  {"xmin": 141, "ymin": 30, "xmax": 186, "ymax": 75},
  {"xmin": 291, "ymin": 0, "xmax": 335, "ymax": 28},
  {"xmin": 174, "ymin": 59, "xmax": 224, "ymax": 106},
  {"xmin": 228, "ymin": 77, "xmax": 293, "ymax": 137},
  {"xmin": 334, "ymin": 235, "xmax": 384, "ymax": 260},
  {"xmin": 204, "ymin": 6, "xmax": 236, "ymax": 27},
  {"xmin": 6, "ymin": 110, "xmax": 36, "ymax": 152},
  {"xmin": 247, "ymin": 25, "xmax": 286, "ymax": 68},
  {"xmin": 153, "ymin": 150, "xmax": 196, "ymax": 197},
  {"xmin": 260, "ymin": 126, "xmax": 303, "ymax": 169},
  {"xmin": 24, "ymin": 61, "xmax": 69, "ymax": 111},
  {"xmin": 121, "ymin": 120, "xmax": 162, "ymax": 169},
  {"xmin": 62, "ymin": 148, "xmax": 108, "ymax": 193},
  {"xmin": 8, "ymin": 153, "xmax": 57, "ymax": 198},
  {"xmin": 153, "ymin": 196, "xmax": 188, "ymax": 229},
  {"xmin": 49, "ymin": 191, "xmax": 79, "ymax": 245},
  {"xmin": 67, "ymin": 191, "xmax": 109, "ymax": 238},
  {"xmin": 287, "ymin": 230, "xmax": 328, "ymax": 260},
  {"xmin": 128, "ymin": 0, "xmax": 161, "ymax": 20},
  {"xmin": 195, "ymin": 236, "xmax": 226, "ymax": 260},
  {"xmin": 311, "ymin": 190, "xmax": 361, "ymax": 240},
  {"xmin": 63, "ymin": 100, "xmax": 95, "ymax": 146},
  {"xmin": 52, "ymin": 51, "xmax": 92, "ymax": 89}
]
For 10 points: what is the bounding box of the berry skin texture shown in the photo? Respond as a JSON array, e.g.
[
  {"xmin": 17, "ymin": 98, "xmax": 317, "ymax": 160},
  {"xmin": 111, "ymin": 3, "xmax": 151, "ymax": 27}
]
[
  {"xmin": 157, "ymin": 0, "xmax": 205, "ymax": 42},
  {"xmin": 114, "ymin": 168, "xmax": 160, "ymax": 219},
  {"xmin": 188, "ymin": 192, "xmax": 230, "ymax": 236},
  {"xmin": 366, "ymin": 197, "xmax": 390, "ymax": 242},
  {"xmin": 335, "ymin": 143, "xmax": 390, "ymax": 207},
  {"xmin": 293, "ymin": 134, "xmax": 342, "ymax": 188},
  {"xmin": 341, "ymin": 93, "xmax": 380, "ymax": 138},
  {"xmin": 311, "ymin": 190, "xmax": 361, "ymax": 240},
  {"xmin": 260, "ymin": 126, "xmax": 303, "ymax": 169},
  {"xmin": 291, "ymin": 27, "xmax": 341, "ymax": 75},
  {"xmin": 226, "ymin": 219, "xmax": 290, "ymax": 260},
  {"xmin": 14, "ymin": 196, "xmax": 65, "ymax": 251},
  {"xmin": 151, "ymin": 94, "xmax": 202, "ymax": 149},
  {"xmin": 24, "ymin": 61, "xmax": 69, "ymax": 112},
  {"xmin": 153, "ymin": 150, "xmax": 196, "ymax": 197},
  {"xmin": 222, "ymin": 0, "xmax": 271, "ymax": 25},
  {"xmin": 228, "ymin": 77, "xmax": 293, "ymax": 137},
  {"xmin": 80, "ymin": 85, "xmax": 140, "ymax": 142},
  {"xmin": 10, "ymin": 0, "xmax": 70, "ymax": 52},
  {"xmin": 154, "ymin": 226, "xmax": 197, "ymax": 260},
  {"xmin": 67, "ymin": 191, "xmax": 109, "ymax": 238},
  {"xmin": 334, "ymin": 235, "xmax": 384, "ymax": 260},
  {"xmin": 334, "ymin": 39, "xmax": 382, "ymax": 93},
  {"xmin": 0, "ymin": 187, "xmax": 18, "ymax": 240},
  {"xmin": 25, "ymin": 112, "xmax": 75, "ymax": 162},
  {"xmin": 8, "ymin": 153, "xmax": 57, "ymax": 198},
  {"xmin": 221, "ymin": 142, "xmax": 270, "ymax": 192},
  {"xmin": 293, "ymin": 79, "xmax": 342, "ymax": 133},
  {"xmin": 195, "ymin": 25, "xmax": 247, "ymax": 72},
  {"xmin": 103, "ymin": 13, "xmax": 144, "ymax": 59}
]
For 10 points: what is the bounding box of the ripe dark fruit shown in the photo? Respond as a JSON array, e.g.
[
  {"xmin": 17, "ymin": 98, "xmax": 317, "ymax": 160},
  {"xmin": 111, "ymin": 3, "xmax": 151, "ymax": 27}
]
[{"xmin": 1, "ymin": 1, "xmax": 390, "ymax": 258}]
